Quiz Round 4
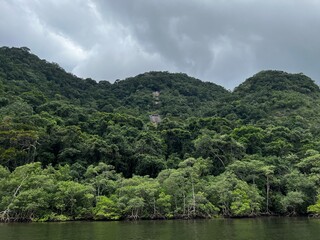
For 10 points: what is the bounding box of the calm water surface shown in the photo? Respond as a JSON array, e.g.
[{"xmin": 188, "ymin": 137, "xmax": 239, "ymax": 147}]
[{"xmin": 0, "ymin": 218, "xmax": 320, "ymax": 240}]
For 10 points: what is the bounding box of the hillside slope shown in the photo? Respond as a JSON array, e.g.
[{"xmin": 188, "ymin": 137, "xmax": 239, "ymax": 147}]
[
  {"xmin": 1, "ymin": 47, "xmax": 320, "ymax": 221},
  {"xmin": 218, "ymin": 70, "xmax": 320, "ymax": 129},
  {"xmin": 0, "ymin": 47, "xmax": 230, "ymax": 119}
]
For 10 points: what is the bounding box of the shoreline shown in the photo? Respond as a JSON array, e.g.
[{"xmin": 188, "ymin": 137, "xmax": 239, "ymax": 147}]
[{"xmin": 0, "ymin": 214, "xmax": 313, "ymax": 224}]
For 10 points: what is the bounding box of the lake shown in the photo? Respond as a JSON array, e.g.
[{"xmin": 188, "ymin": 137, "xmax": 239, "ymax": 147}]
[{"xmin": 0, "ymin": 218, "xmax": 319, "ymax": 240}]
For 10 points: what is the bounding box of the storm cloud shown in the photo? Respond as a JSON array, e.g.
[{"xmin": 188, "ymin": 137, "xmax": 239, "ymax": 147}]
[{"xmin": 1, "ymin": 0, "xmax": 320, "ymax": 89}]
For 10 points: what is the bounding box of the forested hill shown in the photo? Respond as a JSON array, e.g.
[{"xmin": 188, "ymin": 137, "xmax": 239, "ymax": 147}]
[
  {"xmin": 2, "ymin": 46, "xmax": 320, "ymax": 222},
  {"xmin": 218, "ymin": 70, "xmax": 320, "ymax": 125},
  {"xmin": 0, "ymin": 46, "xmax": 229, "ymax": 118}
]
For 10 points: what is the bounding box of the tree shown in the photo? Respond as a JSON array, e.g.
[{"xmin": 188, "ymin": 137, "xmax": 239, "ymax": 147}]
[
  {"xmin": 53, "ymin": 181, "xmax": 94, "ymax": 219},
  {"xmin": 231, "ymin": 125, "xmax": 264, "ymax": 154},
  {"xmin": 206, "ymin": 172, "xmax": 263, "ymax": 217},
  {"xmin": 281, "ymin": 191, "xmax": 305, "ymax": 216},
  {"xmin": 0, "ymin": 163, "xmax": 54, "ymax": 221},
  {"xmin": 84, "ymin": 163, "xmax": 120, "ymax": 197},
  {"xmin": 193, "ymin": 132, "xmax": 244, "ymax": 175},
  {"xmin": 92, "ymin": 195, "xmax": 121, "ymax": 220}
]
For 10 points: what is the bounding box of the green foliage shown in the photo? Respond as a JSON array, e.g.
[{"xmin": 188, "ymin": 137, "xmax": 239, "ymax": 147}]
[
  {"xmin": 1, "ymin": 47, "xmax": 320, "ymax": 221},
  {"xmin": 307, "ymin": 194, "xmax": 320, "ymax": 216},
  {"xmin": 281, "ymin": 191, "xmax": 305, "ymax": 215},
  {"xmin": 93, "ymin": 195, "xmax": 121, "ymax": 220},
  {"xmin": 53, "ymin": 181, "xmax": 94, "ymax": 219},
  {"xmin": 206, "ymin": 172, "xmax": 262, "ymax": 217}
]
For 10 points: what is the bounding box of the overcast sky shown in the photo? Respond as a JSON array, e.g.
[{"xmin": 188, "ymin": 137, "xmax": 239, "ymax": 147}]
[{"xmin": 1, "ymin": 0, "xmax": 320, "ymax": 89}]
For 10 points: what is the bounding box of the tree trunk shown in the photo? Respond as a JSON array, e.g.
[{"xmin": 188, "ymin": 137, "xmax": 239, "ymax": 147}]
[
  {"xmin": 183, "ymin": 193, "xmax": 186, "ymax": 216},
  {"xmin": 266, "ymin": 175, "xmax": 270, "ymax": 213},
  {"xmin": 0, "ymin": 174, "xmax": 28, "ymax": 222},
  {"xmin": 192, "ymin": 180, "xmax": 196, "ymax": 216}
]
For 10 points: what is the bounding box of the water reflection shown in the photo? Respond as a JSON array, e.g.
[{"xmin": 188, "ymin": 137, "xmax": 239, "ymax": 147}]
[{"xmin": 0, "ymin": 218, "xmax": 319, "ymax": 240}]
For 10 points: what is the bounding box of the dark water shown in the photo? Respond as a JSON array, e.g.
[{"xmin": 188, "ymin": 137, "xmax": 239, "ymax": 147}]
[{"xmin": 1, "ymin": 218, "xmax": 320, "ymax": 240}]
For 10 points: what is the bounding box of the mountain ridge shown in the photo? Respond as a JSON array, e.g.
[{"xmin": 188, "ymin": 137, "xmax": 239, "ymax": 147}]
[{"xmin": 2, "ymin": 46, "xmax": 318, "ymax": 119}]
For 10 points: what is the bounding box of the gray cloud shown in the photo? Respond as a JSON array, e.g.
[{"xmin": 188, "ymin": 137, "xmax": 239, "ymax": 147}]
[{"xmin": 1, "ymin": 0, "xmax": 320, "ymax": 89}]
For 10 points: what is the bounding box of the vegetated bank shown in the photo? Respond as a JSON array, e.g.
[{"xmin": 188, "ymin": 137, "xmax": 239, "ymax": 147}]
[{"xmin": 1, "ymin": 47, "xmax": 320, "ymax": 222}]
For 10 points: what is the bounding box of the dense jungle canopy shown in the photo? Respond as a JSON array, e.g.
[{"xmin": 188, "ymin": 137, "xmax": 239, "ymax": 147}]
[{"xmin": 1, "ymin": 47, "xmax": 320, "ymax": 221}]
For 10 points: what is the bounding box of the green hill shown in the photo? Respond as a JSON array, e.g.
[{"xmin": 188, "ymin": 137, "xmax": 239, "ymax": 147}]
[
  {"xmin": 218, "ymin": 70, "xmax": 320, "ymax": 127},
  {"xmin": 1, "ymin": 47, "xmax": 320, "ymax": 221},
  {"xmin": 110, "ymin": 71, "xmax": 229, "ymax": 118},
  {"xmin": 0, "ymin": 47, "xmax": 230, "ymax": 119}
]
